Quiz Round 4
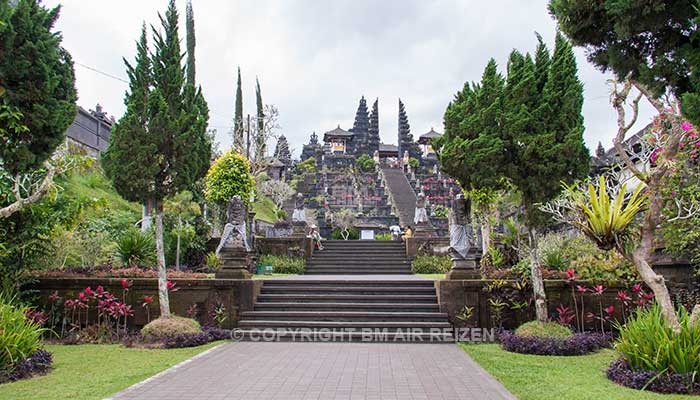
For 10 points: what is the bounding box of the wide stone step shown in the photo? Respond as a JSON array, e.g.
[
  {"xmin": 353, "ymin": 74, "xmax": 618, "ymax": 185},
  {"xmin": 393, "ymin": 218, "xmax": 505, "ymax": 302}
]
[
  {"xmin": 261, "ymin": 286, "xmax": 436, "ymax": 294},
  {"xmin": 304, "ymin": 269, "xmax": 412, "ymax": 275},
  {"xmin": 235, "ymin": 329, "xmax": 454, "ymax": 343},
  {"xmin": 311, "ymin": 252, "xmax": 406, "ymax": 258},
  {"xmin": 238, "ymin": 320, "xmax": 452, "ymax": 329},
  {"xmin": 307, "ymin": 262, "xmax": 410, "ymax": 268},
  {"xmin": 241, "ymin": 311, "xmax": 448, "ymax": 321},
  {"xmin": 256, "ymin": 294, "xmax": 437, "ymax": 303},
  {"xmin": 261, "ymin": 279, "xmax": 434, "ymax": 286},
  {"xmin": 253, "ymin": 302, "xmax": 440, "ymax": 312}
]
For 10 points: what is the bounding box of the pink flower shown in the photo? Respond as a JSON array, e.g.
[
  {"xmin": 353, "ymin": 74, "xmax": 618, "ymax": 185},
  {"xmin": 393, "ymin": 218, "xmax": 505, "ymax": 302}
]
[
  {"xmin": 682, "ymin": 121, "xmax": 693, "ymax": 131},
  {"xmin": 48, "ymin": 291, "xmax": 60, "ymax": 303},
  {"xmin": 96, "ymin": 285, "xmax": 105, "ymax": 295},
  {"xmin": 566, "ymin": 269, "xmax": 575, "ymax": 280},
  {"xmin": 78, "ymin": 292, "xmax": 86, "ymax": 302},
  {"xmin": 166, "ymin": 281, "xmax": 178, "ymax": 291},
  {"xmin": 632, "ymin": 284, "xmax": 641, "ymax": 293},
  {"xmin": 617, "ymin": 291, "xmax": 630, "ymax": 301},
  {"xmin": 121, "ymin": 279, "xmax": 132, "ymax": 289},
  {"xmin": 592, "ymin": 285, "xmax": 605, "ymax": 295},
  {"xmin": 576, "ymin": 285, "xmax": 588, "ymax": 293},
  {"xmin": 605, "ymin": 305, "xmax": 614, "ymax": 314},
  {"xmin": 642, "ymin": 292, "xmax": 655, "ymax": 300},
  {"xmin": 142, "ymin": 295, "xmax": 154, "ymax": 308},
  {"xmin": 84, "ymin": 287, "xmax": 93, "ymax": 297}
]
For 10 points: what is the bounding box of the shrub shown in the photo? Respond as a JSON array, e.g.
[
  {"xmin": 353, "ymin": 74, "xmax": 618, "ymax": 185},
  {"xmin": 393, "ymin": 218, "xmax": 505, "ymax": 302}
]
[
  {"xmin": 141, "ymin": 316, "xmax": 202, "ymax": 342},
  {"xmin": 500, "ymin": 330, "xmax": 611, "ymax": 356},
  {"xmin": 331, "ymin": 227, "xmax": 359, "ymax": 240},
  {"xmin": 0, "ymin": 348, "xmax": 52, "ymax": 384},
  {"xmin": 115, "ymin": 228, "xmax": 156, "ymax": 268},
  {"xmin": 411, "ymin": 255, "xmax": 451, "ymax": 274},
  {"xmin": 162, "ymin": 327, "xmax": 232, "ymax": 349},
  {"xmin": 614, "ymin": 303, "xmax": 700, "ymax": 375},
  {"xmin": 375, "ymin": 232, "xmax": 392, "ymax": 241},
  {"xmin": 355, "ymin": 154, "xmax": 376, "ymax": 172},
  {"xmin": 205, "ymin": 151, "xmax": 255, "ymax": 206},
  {"xmin": 257, "ymin": 255, "xmax": 305, "ymax": 274},
  {"xmin": 514, "ymin": 321, "xmax": 573, "ymax": 338},
  {"xmin": 607, "ymin": 358, "xmax": 699, "ymax": 395},
  {"xmin": 204, "ymin": 252, "xmax": 220, "ymax": 273},
  {"xmin": 432, "ymin": 205, "xmax": 449, "ymax": 218},
  {"xmin": 0, "ymin": 295, "xmax": 48, "ymax": 372}
]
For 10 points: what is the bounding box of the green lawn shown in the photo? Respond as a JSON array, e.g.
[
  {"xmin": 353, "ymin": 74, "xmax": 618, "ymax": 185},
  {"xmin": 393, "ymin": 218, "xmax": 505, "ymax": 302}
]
[
  {"xmin": 416, "ymin": 273, "xmax": 445, "ymax": 280},
  {"xmin": 252, "ymin": 273, "xmax": 296, "ymax": 279},
  {"xmin": 0, "ymin": 342, "xmax": 222, "ymax": 400},
  {"xmin": 461, "ymin": 344, "xmax": 697, "ymax": 400}
]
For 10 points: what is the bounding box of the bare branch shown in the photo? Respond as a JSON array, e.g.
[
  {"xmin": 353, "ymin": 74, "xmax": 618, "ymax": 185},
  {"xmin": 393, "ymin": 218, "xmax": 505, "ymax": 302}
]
[
  {"xmin": 611, "ymin": 78, "xmax": 646, "ymax": 182},
  {"xmin": 1, "ymin": 161, "xmax": 56, "ymax": 218}
]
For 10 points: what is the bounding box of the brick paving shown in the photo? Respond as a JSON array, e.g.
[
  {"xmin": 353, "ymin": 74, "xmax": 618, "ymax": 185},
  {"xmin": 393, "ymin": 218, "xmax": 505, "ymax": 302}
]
[{"xmin": 107, "ymin": 342, "xmax": 515, "ymax": 400}]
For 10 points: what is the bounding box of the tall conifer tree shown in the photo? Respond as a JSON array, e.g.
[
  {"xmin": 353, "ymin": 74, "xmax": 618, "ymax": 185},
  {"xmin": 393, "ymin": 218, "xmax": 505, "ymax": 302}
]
[
  {"xmin": 255, "ymin": 77, "xmax": 265, "ymax": 159},
  {"xmin": 185, "ymin": 0, "xmax": 195, "ymax": 86},
  {"xmin": 103, "ymin": 0, "xmax": 210, "ymax": 318},
  {"xmin": 233, "ymin": 67, "xmax": 244, "ymax": 152}
]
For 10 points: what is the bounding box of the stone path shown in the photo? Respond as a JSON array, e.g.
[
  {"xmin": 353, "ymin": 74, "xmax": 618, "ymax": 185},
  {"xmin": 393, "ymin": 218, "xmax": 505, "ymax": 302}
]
[{"xmin": 107, "ymin": 342, "xmax": 515, "ymax": 400}]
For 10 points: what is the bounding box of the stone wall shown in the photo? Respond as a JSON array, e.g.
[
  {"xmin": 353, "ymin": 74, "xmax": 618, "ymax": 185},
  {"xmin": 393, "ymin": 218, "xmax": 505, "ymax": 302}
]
[{"xmin": 27, "ymin": 278, "xmax": 263, "ymax": 329}]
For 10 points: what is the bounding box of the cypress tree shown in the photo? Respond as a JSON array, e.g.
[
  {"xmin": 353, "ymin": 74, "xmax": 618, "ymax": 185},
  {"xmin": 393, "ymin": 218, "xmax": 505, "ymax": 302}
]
[
  {"xmin": 233, "ymin": 66, "xmax": 244, "ymax": 152},
  {"xmin": 0, "ymin": 0, "xmax": 77, "ymax": 176},
  {"xmin": 255, "ymin": 77, "xmax": 265, "ymax": 159},
  {"xmin": 103, "ymin": 0, "xmax": 210, "ymax": 318},
  {"xmin": 533, "ymin": 33, "xmax": 550, "ymax": 94},
  {"xmin": 185, "ymin": 0, "xmax": 195, "ymax": 86}
]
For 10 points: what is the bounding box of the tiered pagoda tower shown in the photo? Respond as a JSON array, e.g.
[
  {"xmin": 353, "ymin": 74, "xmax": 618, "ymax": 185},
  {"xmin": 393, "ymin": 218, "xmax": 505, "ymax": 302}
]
[
  {"xmin": 349, "ymin": 96, "xmax": 370, "ymax": 156},
  {"xmin": 367, "ymin": 98, "xmax": 380, "ymax": 155}
]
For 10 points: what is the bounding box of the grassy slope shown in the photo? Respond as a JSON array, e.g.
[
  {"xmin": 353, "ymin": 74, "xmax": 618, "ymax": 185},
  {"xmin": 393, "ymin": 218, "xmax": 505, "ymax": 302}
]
[
  {"xmin": 63, "ymin": 169, "xmax": 141, "ymax": 216},
  {"xmin": 253, "ymin": 195, "xmax": 277, "ymax": 224},
  {"xmin": 0, "ymin": 342, "xmax": 221, "ymax": 400},
  {"xmin": 461, "ymin": 344, "xmax": 697, "ymax": 400}
]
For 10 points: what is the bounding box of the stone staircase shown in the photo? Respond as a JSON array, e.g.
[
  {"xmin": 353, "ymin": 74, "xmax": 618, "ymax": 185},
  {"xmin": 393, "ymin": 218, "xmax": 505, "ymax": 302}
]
[
  {"xmin": 381, "ymin": 167, "xmax": 417, "ymax": 226},
  {"xmin": 305, "ymin": 240, "xmax": 411, "ymax": 274},
  {"xmin": 237, "ymin": 278, "xmax": 453, "ymax": 342}
]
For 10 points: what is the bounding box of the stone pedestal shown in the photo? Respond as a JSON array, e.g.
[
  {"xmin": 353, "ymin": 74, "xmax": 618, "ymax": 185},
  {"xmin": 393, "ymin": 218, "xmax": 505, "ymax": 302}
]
[
  {"xmin": 446, "ymin": 254, "xmax": 481, "ymax": 280},
  {"xmin": 216, "ymin": 247, "xmax": 253, "ymax": 279},
  {"xmin": 291, "ymin": 221, "xmax": 308, "ymax": 237},
  {"xmin": 413, "ymin": 222, "xmax": 436, "ymax": 238}
]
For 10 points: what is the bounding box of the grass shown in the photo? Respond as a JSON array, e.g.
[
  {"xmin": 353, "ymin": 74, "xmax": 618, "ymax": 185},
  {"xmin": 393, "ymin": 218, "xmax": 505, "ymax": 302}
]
[
  {"xmin": 252, "ymin": 195, "xmax": 278, "ymax": 224},
  {"xmin": 460, "ymin": 343, "xmax": 697, "ymax": 400},
  {"xmin": 416, "ymin": 273, "xmax": 445, "ymax": 280},
  {"xmin": 252, "ymin": 273, "xmax": 296, "ymax": 279},
  {"xmin": 0, "ymin": 342, "xmax": 222, "ymax": 400}
]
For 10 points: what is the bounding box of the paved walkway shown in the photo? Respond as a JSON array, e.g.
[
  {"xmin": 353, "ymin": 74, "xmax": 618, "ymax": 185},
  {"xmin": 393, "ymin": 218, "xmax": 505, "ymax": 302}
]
[{"xmin": 108, "ymin": 342, "xmax": 515, "ymax": 400}]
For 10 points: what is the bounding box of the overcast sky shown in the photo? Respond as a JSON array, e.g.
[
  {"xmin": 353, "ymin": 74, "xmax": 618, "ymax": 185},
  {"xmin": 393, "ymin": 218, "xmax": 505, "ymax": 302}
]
[{"xmin": 47, "ymin": 0, "xmax": 655, "ymax": 158}]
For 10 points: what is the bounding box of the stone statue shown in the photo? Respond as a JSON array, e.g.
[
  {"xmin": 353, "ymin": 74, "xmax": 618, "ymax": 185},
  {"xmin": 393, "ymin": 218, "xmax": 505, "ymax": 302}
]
[
  {"xmin": 448, "ymin": 193, "xmax": 472, "ymax": 260},
  {"xmin": 292, "ymin": 193, "xmax": 306, "ymax": 223},
  {"xmin": 373, "ymin": 150, "xmax": 380, "ymax": 163},
  {"xmin": 414, "ymin": 192, "xmax": 429, "ymax": 225},
  {"xmin": 215, "ymin": 195, "xmax": 251, "ymax": 256}
]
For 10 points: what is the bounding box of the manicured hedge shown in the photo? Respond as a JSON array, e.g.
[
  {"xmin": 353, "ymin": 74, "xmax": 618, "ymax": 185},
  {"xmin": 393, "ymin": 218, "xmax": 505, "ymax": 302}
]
[
  {"xmin": 411, "ymin": 255, "xmax": 451, "ymax": 274},
  {"xmin": 607, "ymin": 358, "xmax": 700, "ymax": 395},
  {"xmin": 499, "ymin": 330, "xmax": 611, "ymax": 356}
]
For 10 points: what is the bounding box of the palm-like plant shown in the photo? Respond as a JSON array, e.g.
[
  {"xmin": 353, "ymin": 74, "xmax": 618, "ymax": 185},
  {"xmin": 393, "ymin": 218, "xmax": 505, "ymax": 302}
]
[{"xmin": 564, "ymin": 176, "xmax": 647, "ymax": 251}]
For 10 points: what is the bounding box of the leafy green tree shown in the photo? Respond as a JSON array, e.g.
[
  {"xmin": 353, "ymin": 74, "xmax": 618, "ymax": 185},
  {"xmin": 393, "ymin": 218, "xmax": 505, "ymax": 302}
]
[
  {"xmin": 164, "ymin": 190, "xmax": 200, "ymax": 270},
  {"xmin": 0, "ymin": 0, "xmax": 77, "ymax": 218},
  {"xmin": 103, "ymin": 0, "xmax": 210, "ymax": 318},
  {"xmin": 550, "ymin": 0, "xmax": 699, "ymax": 331},
  {"xmin": 549, "ymin": 0, "xmax": 700, "ymax": 123},
  {"xmin": 436, "ymin": 34, "xmax": 588, "ymax": 322},
  {"xmin": 205, "ymin": 151, "xmax": 255, "ymax": 207}
]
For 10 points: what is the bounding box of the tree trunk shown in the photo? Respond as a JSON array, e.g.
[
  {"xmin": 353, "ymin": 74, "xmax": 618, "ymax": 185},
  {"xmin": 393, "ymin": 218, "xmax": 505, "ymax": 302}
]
[
  {"xmin": 481, "ymin": 218, "xmax": 492, "ymax": 256},
  {"xmin": 154, "ymin": 199, "xmax": 171, "ymax": 318},
  {"xmin": 175, "ymin": 215, "xmax": 181, "ymax": 271},
  {"xmin": 528, "ymin": 228, "xmax": 547, "ymax": 322},
  {"xmin": 142, "ymin": 198, "xmax": 153, "ymax": 232}
]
